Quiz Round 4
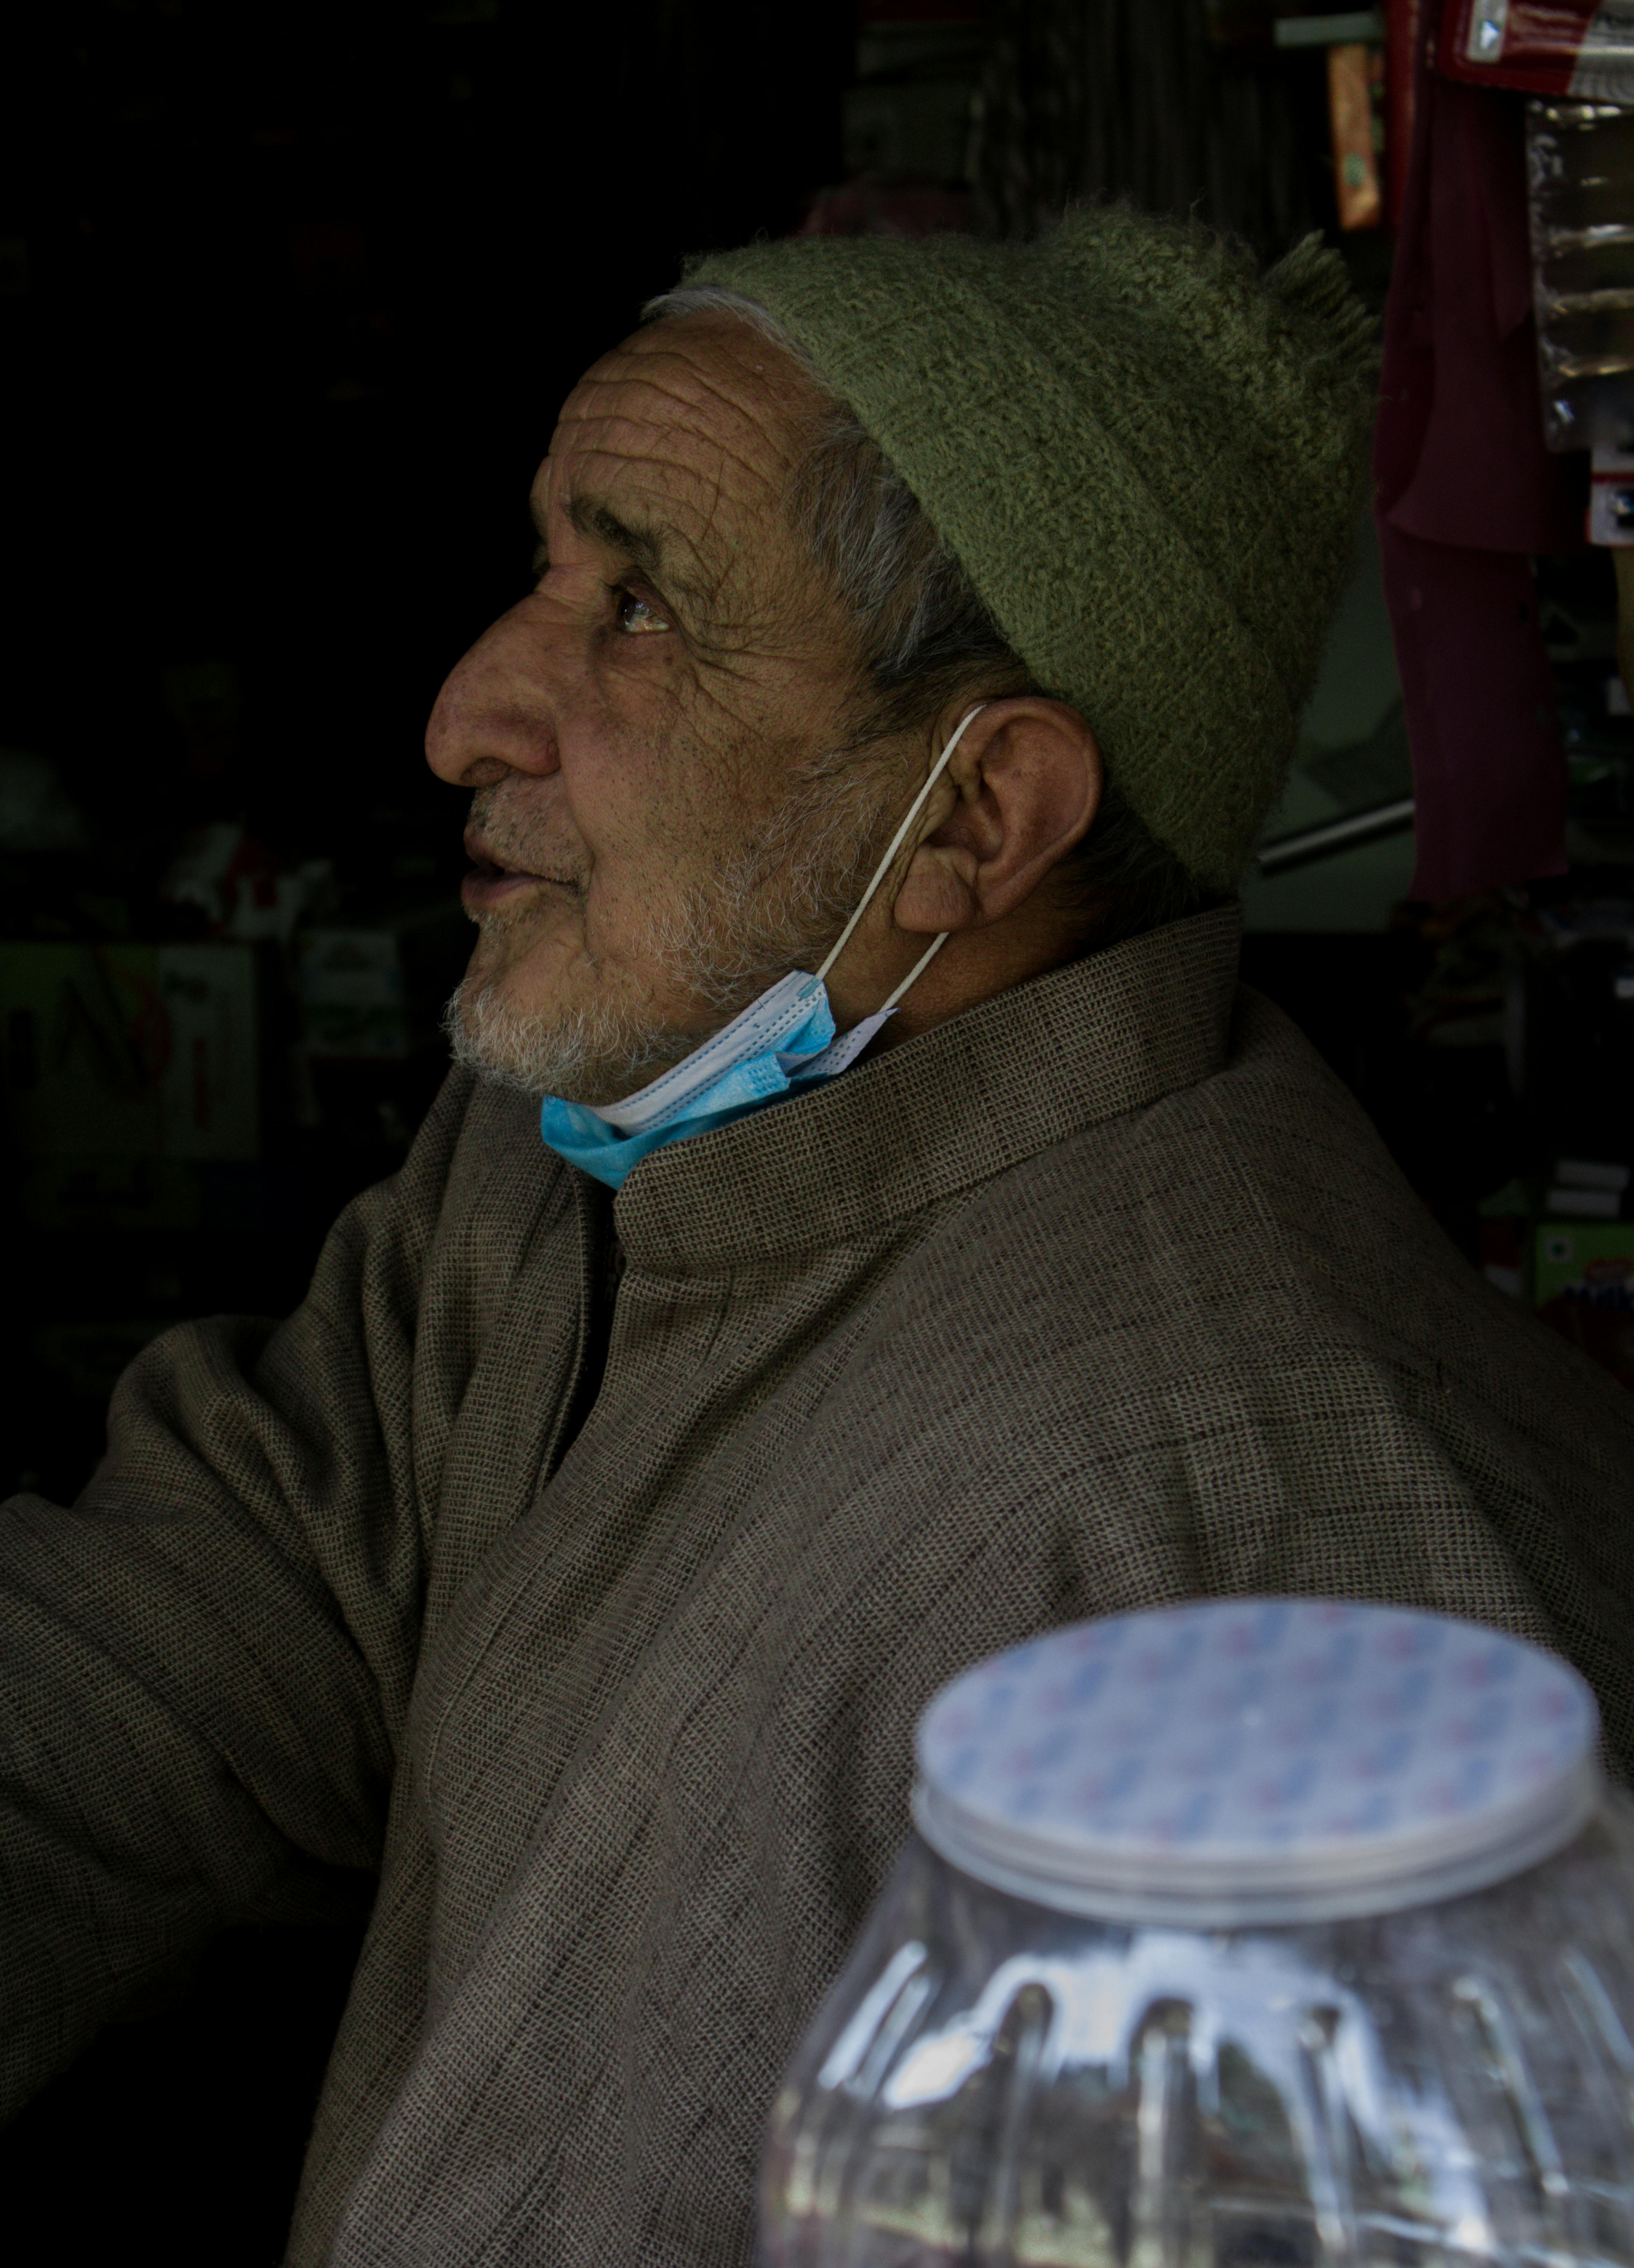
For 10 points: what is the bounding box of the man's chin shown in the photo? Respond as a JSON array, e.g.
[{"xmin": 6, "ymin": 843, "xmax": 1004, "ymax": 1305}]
[{"xmin": 444, "ymin": 966, "xmax": 695, "ymax": 1107}]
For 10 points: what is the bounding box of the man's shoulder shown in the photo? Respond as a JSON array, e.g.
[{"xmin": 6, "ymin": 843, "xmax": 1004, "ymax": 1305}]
[
  {"xmin": 870, "ymin": 981, "xmax": 1634, "ymax": 1460},
  {"xmin": 916, "ymin": 978, "xmax": 1407, "ymax": 1301}
]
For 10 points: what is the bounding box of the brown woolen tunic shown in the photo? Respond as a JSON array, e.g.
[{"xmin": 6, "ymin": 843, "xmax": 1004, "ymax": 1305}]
[{"xmin": 2, "ymin": 905, "xmax": 1632, "ymax": 2265}]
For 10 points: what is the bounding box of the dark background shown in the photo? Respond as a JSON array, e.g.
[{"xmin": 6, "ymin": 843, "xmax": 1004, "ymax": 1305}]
[
  {"xmin": 0, "ymin": 4, "xmax": 1621, "ymax": 2260},
  {"xmin": 0, "ymin": 0, "xmax": 855, "ymax": 860}
]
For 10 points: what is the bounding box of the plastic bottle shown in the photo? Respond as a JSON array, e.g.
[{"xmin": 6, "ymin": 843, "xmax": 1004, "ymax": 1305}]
[{"xmin": 761, "ymin": 1599, "xmax": 1634, "ymax": 2268}]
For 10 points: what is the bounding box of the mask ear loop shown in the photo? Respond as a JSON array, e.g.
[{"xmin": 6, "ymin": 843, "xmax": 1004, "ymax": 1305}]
[
  {"xmin": 815, "ymin": 703, "xmax": 988, "ymax": 994},
  {"xmin": 875, "ymin": 926, "xmax": 949, "ymax": 1016}
]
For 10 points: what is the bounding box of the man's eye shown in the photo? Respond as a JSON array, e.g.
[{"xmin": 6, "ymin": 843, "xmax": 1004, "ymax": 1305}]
[{"xmin": 615, "ymin": 588, "xmax": 670, "ymax": 635}]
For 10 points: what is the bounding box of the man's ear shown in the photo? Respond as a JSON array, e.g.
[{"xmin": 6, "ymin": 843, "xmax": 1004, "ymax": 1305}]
[{"xmin": 892, "ymin": 698, "xmax": 1102, "ymax": 936}]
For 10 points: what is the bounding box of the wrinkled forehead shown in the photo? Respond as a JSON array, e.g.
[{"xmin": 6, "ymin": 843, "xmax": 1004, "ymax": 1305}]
[{"xmin": 535, "ymin": 318, "xmax": 819, "ymax": 582}]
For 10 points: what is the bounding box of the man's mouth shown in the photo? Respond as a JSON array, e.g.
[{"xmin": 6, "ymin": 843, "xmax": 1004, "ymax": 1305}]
[{"xmin": 461, "ymin": 839, "xmax": 575, "ymax": 913}]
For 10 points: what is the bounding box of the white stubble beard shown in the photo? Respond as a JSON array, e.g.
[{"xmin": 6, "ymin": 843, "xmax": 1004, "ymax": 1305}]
[{"xmin": 444, "ymin": 747, "xmax": 898, "ymax": 1105}]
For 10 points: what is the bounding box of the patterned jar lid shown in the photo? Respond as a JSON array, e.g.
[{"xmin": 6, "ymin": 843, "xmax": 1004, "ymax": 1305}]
[{"xmin": 913, "ymin": 1600, "xmax": 1602, "ymax": 1925}]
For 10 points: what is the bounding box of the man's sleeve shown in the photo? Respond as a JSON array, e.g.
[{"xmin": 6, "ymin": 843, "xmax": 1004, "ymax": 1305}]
[{"xmin": 0, "ymin": 1069, "xmax": 477, "ymax": 2121}]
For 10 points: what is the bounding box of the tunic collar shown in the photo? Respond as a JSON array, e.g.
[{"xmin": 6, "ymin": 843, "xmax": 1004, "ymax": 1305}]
[{"xmin": 612, "ymin": 902, "xmax": 1242, "ymax": 1274}]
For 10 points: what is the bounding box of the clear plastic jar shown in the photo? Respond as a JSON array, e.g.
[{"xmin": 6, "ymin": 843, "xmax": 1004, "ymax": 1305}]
[{"xmin": 761, "ymin": 1601, "xmax": 1634, "ymax": 2268}]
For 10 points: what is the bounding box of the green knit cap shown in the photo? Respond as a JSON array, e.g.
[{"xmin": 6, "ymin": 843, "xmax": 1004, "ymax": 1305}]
[{"xmin": 685, "ymin": 209, "xmax": 1377, "ymax": 890}]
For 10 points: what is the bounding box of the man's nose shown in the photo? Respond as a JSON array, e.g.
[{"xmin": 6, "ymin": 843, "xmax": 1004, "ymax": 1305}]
[{"xmin": 424, "ymin": 601, "xmax": 563, "ymax": 788}]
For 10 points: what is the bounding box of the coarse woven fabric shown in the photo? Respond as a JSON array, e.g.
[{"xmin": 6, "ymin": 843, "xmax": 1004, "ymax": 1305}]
[
  {"xmin": 2, "ymin": 906, "xmax": 1634, "ymax": 2267},
  {"xmin": 685, "ymin": 209, "xmax": 1379, "ymax": 888}
]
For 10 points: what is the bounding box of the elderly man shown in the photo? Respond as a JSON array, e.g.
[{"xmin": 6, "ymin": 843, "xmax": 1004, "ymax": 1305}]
[{"xmin": 3, "ymin": 210, "xmax": 1633, "ymax": 2265}]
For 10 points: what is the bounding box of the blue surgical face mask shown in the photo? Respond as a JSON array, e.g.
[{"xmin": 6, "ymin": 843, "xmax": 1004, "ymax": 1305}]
[{"xmin": 538, "ymin": 704, "xmax": 987, "ymax": 1190}]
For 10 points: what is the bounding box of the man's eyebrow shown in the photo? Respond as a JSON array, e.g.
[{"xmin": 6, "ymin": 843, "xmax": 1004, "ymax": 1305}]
[{"xmin": 562, "ymin": 492, "xmax": 691, "ymax": 592}]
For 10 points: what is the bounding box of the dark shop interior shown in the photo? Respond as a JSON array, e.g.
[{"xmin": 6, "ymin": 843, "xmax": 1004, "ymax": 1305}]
[{"xmin": 4, "ymin": 1, "xmax": 1634, "ymax": 2258}]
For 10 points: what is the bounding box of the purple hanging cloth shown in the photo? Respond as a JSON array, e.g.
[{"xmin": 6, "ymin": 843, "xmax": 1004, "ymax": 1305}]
[{"xmin": 1374, "ymin": 0, "xmax": 1581, "ymax": 899}]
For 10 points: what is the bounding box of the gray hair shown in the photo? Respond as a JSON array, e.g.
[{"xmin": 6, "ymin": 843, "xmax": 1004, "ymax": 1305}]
[{"xmin": 642, "ymin": 286, "xmax": 1211, "ymax": 944}]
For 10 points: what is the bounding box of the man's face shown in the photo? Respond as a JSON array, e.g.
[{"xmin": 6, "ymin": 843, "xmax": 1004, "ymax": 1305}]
[{"xmin": 426, "ymin": 314, "xmax": 898, "ymax": 1106}]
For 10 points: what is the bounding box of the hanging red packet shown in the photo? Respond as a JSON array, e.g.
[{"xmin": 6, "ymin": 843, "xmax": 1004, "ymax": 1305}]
[{"xmin": 1439, "ymin": 2, "xmax": 1634, "ymax": 98}]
